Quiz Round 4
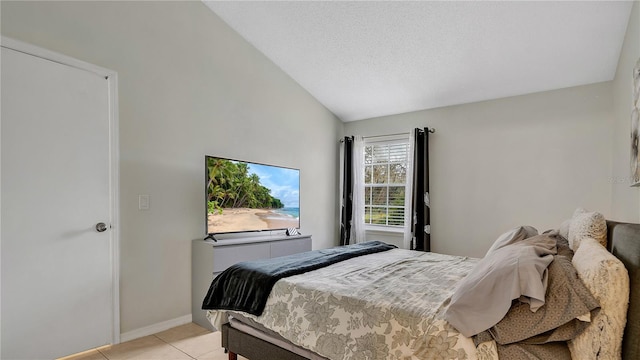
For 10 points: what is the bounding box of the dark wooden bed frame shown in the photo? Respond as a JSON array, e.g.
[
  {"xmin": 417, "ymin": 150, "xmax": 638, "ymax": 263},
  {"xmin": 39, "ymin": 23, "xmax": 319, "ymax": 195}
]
[{"xmin": 220, "ymin": 220, "xmax": 640, "ymax": 360}]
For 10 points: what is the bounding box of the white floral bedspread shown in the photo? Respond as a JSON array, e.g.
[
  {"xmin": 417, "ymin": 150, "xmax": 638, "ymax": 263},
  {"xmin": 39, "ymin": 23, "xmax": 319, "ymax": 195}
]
[{"xmin": 209, "ymin": 248, "xmax": 498, "ymax": 360}]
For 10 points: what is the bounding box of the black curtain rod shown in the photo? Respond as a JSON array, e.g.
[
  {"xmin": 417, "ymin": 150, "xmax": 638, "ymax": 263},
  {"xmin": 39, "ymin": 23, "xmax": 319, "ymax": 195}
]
[{"xmin": 339, "ymin": 128, "xmax": 435, "ymax": 143}]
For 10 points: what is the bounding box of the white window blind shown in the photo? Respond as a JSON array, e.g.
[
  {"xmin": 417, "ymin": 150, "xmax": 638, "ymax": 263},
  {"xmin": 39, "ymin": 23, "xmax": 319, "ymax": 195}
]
[{"xmin": 363, "ymin": 136, "xmax": 409, "ymax": 228}]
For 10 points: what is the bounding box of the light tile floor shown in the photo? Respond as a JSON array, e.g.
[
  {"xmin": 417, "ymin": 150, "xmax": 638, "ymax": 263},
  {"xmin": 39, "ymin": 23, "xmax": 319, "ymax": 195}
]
[{"xmin": 60, "ymin": 323, "xmax": 248, "ymax": 360}]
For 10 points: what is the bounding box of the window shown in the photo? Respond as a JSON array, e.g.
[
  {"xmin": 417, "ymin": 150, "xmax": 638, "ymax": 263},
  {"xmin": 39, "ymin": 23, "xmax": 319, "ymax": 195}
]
[{"xmin": 363, "ymin": 137, "xmax": 409, "ymax": 228}]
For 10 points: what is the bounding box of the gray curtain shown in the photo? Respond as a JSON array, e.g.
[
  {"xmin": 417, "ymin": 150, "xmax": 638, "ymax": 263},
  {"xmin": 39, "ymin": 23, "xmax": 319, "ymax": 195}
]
[
  {"xmin": 340, "ymin": 136, "xmax": 354, "ymax": 246},
  {"xmin": 411, "ymin": 128, "xmax": 431, "ymax": 251}
]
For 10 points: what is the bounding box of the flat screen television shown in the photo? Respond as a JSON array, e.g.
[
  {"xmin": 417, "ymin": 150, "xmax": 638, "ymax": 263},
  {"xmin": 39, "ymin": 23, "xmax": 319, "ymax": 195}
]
[{"xmin": 205, "ymin": 155, "xmax": 300, "ymax": 235}]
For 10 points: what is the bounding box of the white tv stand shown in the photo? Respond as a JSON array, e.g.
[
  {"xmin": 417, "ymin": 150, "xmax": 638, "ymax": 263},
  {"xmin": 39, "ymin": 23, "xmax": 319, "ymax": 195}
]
[{"xmin": 191, "ymin": 233, "xmax": 312, "ymax": 330}]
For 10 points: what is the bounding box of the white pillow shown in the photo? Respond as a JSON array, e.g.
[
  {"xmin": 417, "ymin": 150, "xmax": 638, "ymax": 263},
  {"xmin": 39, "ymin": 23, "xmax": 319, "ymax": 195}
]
[
  {"xmin": 568, "ymin": 238, "xmax": 629, "ymax": 360},
  {"xmin": 559, "ymin": 219, "xmax": 571, "ymax": 240},
  {"xmin": 568, "ymin": 208, "xmax": 607, "ymax": 250}
]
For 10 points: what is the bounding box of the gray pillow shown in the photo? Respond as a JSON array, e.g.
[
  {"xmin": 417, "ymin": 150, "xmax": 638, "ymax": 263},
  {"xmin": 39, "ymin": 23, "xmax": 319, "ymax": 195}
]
[
  {"xmin": 445, "ymin": 234, "xmax": 557, "ymax": 337},
  {"xmin": 475, "ymin": 253, "xmax": 599, "ymax": 345},
  {"xmin": 551, "ymin": 232, "xmax": 574, "ymax": 260},
  {"xmin": 493, "ymin": 342, "xmax": 572, "ymax": 360}
]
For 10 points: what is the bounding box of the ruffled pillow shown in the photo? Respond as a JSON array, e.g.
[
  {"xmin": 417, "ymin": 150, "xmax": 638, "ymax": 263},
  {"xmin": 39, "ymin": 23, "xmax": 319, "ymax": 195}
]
[
  {"xmin": 568, "ymin": 238, "xmax": 629, "ymax": 360},
  {"xmin": 568, "ymin": 208, "xmax": 607, "ymax": 250}
]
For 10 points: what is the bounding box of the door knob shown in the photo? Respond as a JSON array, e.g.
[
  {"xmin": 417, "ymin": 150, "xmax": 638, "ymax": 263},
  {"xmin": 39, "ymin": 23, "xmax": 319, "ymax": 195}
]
[{"xmin": 96, "ymin": 222, "xmax": 108, "ymax": 232}]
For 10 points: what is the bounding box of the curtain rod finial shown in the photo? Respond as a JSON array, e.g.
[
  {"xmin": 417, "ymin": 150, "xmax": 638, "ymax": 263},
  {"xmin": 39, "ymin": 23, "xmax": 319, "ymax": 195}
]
[{"xmin": 427, "ymin": 128, "xmax": 435, "ymax": 133}]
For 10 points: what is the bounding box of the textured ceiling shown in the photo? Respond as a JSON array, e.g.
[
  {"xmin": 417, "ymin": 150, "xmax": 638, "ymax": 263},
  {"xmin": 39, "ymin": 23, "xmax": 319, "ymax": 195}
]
[{"xmin": 203, "ymin": 1, "xmax": 633, "ymax": 122}]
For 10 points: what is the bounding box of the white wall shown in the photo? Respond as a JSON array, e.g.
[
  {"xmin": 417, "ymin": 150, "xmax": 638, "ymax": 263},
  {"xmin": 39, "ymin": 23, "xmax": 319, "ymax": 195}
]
[
  {"xmin": 612, "ymin": 1, "xmax": 640, "ymax": 222},
  {"xmin": 345, "ymin": 83, "xmax": 614, "ymax": 257},
  {"xmin": 1, "ymin": 1, "xmax": 342, "ymax": 335}
]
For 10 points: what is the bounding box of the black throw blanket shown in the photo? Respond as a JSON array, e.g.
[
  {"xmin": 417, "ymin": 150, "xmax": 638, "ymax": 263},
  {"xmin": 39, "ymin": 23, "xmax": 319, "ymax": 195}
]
[{"xmin": 201, "ymin": 240, "xmax": 396, "ymax": 316}]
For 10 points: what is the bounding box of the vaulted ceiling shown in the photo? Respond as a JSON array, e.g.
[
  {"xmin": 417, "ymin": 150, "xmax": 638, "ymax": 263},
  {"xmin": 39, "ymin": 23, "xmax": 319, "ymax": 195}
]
[{"xmin": 204, "ymin": 1, "xmax": 634, "ymax": 122}]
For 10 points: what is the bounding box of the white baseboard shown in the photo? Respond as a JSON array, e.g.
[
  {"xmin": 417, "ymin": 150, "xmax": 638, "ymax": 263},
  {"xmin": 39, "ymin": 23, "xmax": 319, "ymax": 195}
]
[{"xmin": 119, "ymin": 314, "xmax": 193, "ymax": 343}]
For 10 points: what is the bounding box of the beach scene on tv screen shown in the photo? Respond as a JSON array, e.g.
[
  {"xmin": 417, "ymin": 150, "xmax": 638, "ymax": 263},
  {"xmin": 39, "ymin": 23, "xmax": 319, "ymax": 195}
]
[{"xmin": 207, "ymin": 158, "xmax": 299, "ymax": 234}]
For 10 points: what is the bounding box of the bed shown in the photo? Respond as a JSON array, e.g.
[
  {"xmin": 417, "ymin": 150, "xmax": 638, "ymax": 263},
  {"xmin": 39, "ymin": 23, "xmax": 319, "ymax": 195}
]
[{"xmin": 203, "ymin": 215, "xmax": 640, "ymax": 360}]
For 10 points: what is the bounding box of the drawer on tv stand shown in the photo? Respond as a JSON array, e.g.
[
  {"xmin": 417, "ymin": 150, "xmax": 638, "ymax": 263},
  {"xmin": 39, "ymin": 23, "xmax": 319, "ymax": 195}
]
[
  {"xmin": 212, "ymin": 242, "xmax": 270, "ymax": 273},
  {"xmin": 271, "ymin": 237, "xmax": 312, "ymax": 258}
]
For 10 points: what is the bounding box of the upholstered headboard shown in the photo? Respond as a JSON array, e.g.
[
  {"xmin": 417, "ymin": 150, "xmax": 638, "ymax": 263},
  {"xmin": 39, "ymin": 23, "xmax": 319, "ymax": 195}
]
[{"xmin": 606, "ymin": 221, "xmax": 640, "ymax": 360}]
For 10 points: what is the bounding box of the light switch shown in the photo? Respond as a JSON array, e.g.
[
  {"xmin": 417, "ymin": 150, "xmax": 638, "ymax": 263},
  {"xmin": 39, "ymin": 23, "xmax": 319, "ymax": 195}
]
[{"xmin": 139, "ymin": 195, "xmax": 150, "ymax": 210}]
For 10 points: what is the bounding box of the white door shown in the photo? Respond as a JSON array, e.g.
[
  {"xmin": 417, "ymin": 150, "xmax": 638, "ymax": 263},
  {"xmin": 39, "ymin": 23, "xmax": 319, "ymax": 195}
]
[{"xmin": 1, "ymin": 40, "xmax": 118, "ymax": 359}]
